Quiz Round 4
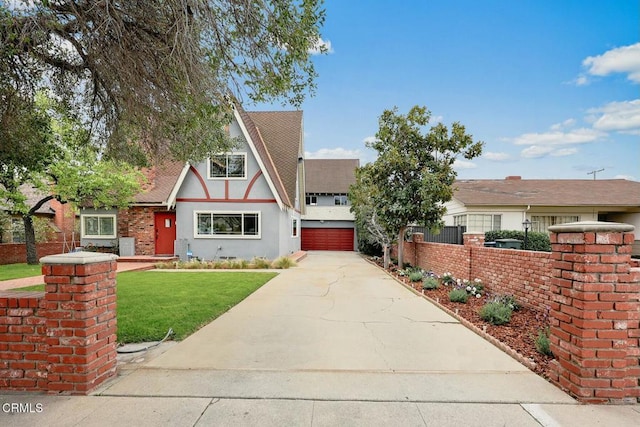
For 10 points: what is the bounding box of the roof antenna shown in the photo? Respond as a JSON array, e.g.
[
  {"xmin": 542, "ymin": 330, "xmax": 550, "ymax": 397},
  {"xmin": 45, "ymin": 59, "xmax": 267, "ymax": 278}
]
[{"xmin": 587, "ymin": 168, "xmax": 604, "ymax": 180}]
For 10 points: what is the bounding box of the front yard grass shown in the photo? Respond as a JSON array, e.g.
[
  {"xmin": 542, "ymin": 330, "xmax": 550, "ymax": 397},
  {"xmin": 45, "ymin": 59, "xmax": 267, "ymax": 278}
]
[
  {"xmin": 0, "ymin": 263, "xmax": 42, "ymax": 281},
  {"xmin": 15, "ymin": 271, "xmax": 277, "ymax": 343}
]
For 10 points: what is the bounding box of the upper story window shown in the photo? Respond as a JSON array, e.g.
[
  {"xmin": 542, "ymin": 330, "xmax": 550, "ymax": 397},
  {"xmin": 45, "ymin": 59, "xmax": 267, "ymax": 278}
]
[
  {"xmin": 208, "ymin": 153, "xmax": 246, "ymax": 179},
  {"xmin": 305, "ymin": 195, "xmax": 317, "ymax": 206},
  {"xmin": 81, "ymin": 214, "xmax": 116, "ymax": 238},
  {"xmin": 334, "ymin": 195, "xmax": 348, "ymax": 206}
]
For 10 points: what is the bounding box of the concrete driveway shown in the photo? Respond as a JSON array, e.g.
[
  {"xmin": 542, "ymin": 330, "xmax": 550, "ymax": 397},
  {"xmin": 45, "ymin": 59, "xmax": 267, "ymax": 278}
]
[{"xmin": 7, "ymin": 252, "xmax": 640, "ymax": 426}]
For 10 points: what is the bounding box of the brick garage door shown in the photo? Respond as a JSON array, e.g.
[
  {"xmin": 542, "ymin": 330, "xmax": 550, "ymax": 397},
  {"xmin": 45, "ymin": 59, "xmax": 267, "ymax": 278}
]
[{"xmin": 301, "ymin": 228, "xmax": 354, "ymax": 251}]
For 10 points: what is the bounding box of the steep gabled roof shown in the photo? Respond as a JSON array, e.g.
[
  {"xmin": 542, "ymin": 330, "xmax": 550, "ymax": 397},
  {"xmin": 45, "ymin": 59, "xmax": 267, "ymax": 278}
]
[
  {"xmin": 235, "ymin": 104, "xmax": 303, "ymax": 209},
  {"xmin": 305, "ymin": 159, "xmax": 359, "ymax": 194},
  {"xmin": 0, "ymin": 184, "xmax": 55, "ymax": 215},
  {"xmin": 453, "ymin": 178, "xmax": 640, "ymax": 206}
]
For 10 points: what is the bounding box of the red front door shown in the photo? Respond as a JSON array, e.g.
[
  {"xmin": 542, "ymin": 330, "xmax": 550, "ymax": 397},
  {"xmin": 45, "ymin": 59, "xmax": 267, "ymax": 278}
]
[{"xmin": 155, "ymin": 212, "xmax": 176, "ymax": 255}]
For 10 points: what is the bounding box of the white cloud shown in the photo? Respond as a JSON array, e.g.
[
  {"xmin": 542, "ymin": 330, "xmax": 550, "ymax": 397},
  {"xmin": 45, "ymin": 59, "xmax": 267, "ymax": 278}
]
[
  {"xmin": 483, "ymin": 152, "xmax": 511, "ymax": 161},
  {"xmin": 550, "ymin": 148, "xmax": 578, "ymax": 157},
  {"xmin": 550, "ymin": 118, "xmax": 576, "ymax": 131},
  {"xmin": 613, "ymin": 174, "xmax": 637, "ymax": 181},
  {"xmin": 453, "ymin": 159, "xmax": 477, "ymax": 170},
  {"xmin": 573, "ymin": 74, "xmax": 590, "ymax": 86},
  {"xmin": 362, "ymin": 135, "xmax": 378, "ymax": 145},
  {"xmin": 512, "ymin": 128, "xmax": 603, "ymax": 146},
  {"xmin": 587, "ymin": 99, "xmax": 640, "ymax": 133},
  {"xmin": 582, "ymin": 42, "xmax": 640, "ymax": 83},
  {"xmin": 431, "ymin": 115, "xmax": 444, "ymax": 123},
  {"xmin": 521, "ymin": 145, "xmax": 554, "ymax": 158},
  {"xmin": 305, "ymin": 147, "xmax": 362, "ymax": 159},
  {"xmin": 309, "ymin": 37, "xmax": 334, "ymax": 55}
]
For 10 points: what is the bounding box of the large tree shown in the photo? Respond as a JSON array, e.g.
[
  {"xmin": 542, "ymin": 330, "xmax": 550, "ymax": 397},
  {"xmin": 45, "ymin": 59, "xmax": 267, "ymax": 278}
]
[
  {"xmin": 0, "ymin": 92, "xmax": 141, "ymax": 264},
  {"xmin": 355, "ymin": 105, "xmax": 483, "ymax": 268},
  {"xmin": 1, "ymin": 0, "xmax": 326, "ymax": 163}
]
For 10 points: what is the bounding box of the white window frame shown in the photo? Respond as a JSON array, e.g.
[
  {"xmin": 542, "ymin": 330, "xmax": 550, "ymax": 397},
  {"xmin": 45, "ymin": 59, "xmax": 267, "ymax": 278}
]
[
  {"xmin": 306, "ymin": 195, "xmax": 317, "ymax": 206},
  {"xmin": 207, "ymin": 152, "xmax": 247, "ymax": 180},
  {"xmin": 291, "ymin": 218, "xmax": 298, "ymax": 237},
  {"xmin": 81, "ymin": 214, "xmax": 116, "ymax": 239},
  {"xmin": 194, "ymin": 211, "xmax": 261, "ymax": 239},
  {"xmin": 334, "ymin": 195, "xmax": 348, "ymax": 206}
]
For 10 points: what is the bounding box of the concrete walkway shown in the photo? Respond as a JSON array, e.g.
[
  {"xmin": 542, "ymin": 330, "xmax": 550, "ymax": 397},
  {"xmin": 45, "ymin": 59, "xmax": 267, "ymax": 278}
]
[
  {"xmin": 2, "ymin": 252, "xmax": 639, "ymax": 426},
  {"xmin": 0, "ymin": 262, "xmax": 155, "ymax": 291}
]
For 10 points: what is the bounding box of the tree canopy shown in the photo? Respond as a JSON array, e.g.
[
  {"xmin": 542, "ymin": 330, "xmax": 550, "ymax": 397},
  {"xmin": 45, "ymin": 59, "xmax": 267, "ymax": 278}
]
[
  {"xmin": 350, "ymin": 105, "xmax": 483, "ymax": 268},
  {"xmin": 1, "ymin": 0, "xmax": 326, "ymax": 163},
  {"xmin": 0, "ymin": 92, "xmax": 142, "ymax": 264}
]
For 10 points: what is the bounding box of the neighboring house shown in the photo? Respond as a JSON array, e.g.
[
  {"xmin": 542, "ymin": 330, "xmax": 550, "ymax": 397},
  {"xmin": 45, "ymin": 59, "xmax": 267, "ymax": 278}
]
[
  {"xmin": 443, "ymin": 176, "xmax": 640, "ymax": 254},
  {"xmin": 301, "ymin": 158, "xmax": 359, "ymax": 251},
  {"xmin": 80, "ymin": 103, "xmax": 304, "ymax": 261},
  {"xmin": 1, "ymin": 184, "xmax": 77, "ymax": 244}
]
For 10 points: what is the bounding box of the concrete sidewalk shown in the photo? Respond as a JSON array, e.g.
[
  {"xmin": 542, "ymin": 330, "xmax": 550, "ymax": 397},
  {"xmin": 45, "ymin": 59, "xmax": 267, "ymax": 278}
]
[{"xmin": 2, "ymin": 252, "xmax": 639, "ymax": 426}]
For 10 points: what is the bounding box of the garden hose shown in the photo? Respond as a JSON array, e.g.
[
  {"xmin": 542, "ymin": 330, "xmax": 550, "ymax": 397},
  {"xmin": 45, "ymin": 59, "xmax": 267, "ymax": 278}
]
[{"xmin": 116, "ymin": 328, "xmax": 175, "ymax": 354}]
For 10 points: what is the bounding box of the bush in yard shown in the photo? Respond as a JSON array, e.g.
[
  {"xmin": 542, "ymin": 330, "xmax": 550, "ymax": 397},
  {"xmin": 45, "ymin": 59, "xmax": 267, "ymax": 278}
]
[
  {"xmin": 422, "ymin": 277, "xmax": 440, "ymax": 290},
  {"xmin": 490, "ymin": 294, "xmax": 521, "ymax": 311},
  {"xmin": 409, "ymin": 270, "xmax": 424, "ymax": 282},
  {"xmin": 480, "ymin": 301, "xmax": 513, "ymax": 325},
  {"xmin": 272, "ymin": 256, "xmax": 297, "ymax": 269},
  {"xmin": 251, "ymin": 257, "xmax": 272, "ymax": 269},
  {"xmin": 535, "ymin": 327, "xmax": 553, "ymax": 356},
  {"xmin": 449, "ymin": 288, "xmax": 469, "ymax": 303}
]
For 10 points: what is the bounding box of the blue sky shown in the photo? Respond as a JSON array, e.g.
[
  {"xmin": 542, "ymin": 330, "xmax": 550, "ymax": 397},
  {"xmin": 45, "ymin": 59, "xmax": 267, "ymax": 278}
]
[{"xmin": 255, "ymin": 1, "xmax": 639, "ymax": 181}]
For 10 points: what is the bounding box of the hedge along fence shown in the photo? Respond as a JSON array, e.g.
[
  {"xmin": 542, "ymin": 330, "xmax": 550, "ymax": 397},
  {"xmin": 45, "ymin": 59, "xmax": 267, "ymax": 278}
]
[
  {"xmin": 485, "ymin": 230, "xmax": 551, "ymax": 252},
  {"xmin": 396, "ymin": 233, "xmax": 553, "ymax": 311}
]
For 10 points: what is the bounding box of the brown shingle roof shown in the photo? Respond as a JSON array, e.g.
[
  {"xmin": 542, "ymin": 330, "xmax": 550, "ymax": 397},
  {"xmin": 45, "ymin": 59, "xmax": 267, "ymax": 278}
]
[
  {"xmin": 241, "ymin": 108, "xmax": 303, "ymax": 208},
  {"xmin": 453, "ymin": 178, "xmax": 640, "ymax": 206},
  {"xmin": 134, "ymin": 161, "xmax": 185, "ymax": 204},
  {"xmin": 305, "ymin": 159, "xmax": 359, "ymax": 194}
]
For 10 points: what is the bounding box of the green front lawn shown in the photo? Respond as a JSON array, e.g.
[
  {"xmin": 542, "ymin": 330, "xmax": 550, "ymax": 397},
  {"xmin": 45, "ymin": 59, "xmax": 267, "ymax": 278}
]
[
  {"xmin": 15, "ymin": 271, "xmax": 277, "ymax": 343},
  {"xmin": 0, "ymin": 263, "xmax": 42, "ymax": 281}
]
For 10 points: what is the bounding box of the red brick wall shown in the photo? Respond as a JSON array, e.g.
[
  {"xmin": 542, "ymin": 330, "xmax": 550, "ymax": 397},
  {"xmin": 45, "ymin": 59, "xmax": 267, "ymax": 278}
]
[
  {"xmin": 471, "ymin": 247, "xmax": 553, "ymax": 309},
  {"xmin": 548, "ymin": 227, "xmax": 640, "ymax": 403},
  {"xmin": 0, "ymin": 255, "xmax": 118, "ymax": 395},
  {"xmin": 0, "ymin": 242, "xmax": 70, "ymax": 265},
  {"xmin": 0, "ymin": 292, "xmax": 47, "ymax": 391},
  {"xmin": 399, "ymin": 240, "xmax": 553, "ymax": 310},
  {"xmin": 118, "ymin": 206, "xmax": 171, "ymax": 256}
]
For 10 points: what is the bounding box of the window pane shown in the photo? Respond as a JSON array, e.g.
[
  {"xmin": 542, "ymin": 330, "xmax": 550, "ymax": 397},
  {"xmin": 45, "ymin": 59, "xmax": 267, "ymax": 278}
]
[
  {"xmin": 227, "ymin": 155, "xmax": 245, "ymax": 178},
  {"xmin": 197, "ymin": 213, "xmax": 212, "ymax": 235},
  {"xmin": 213, "ymin": 214, "xmax": 242, "ymax": 235},
  {"xmin": 99, "ymin": 217, "xmax": 114, "ymax": 236},
  {"xmin": 244, "ymin": 213, "xmax": 259, "ymax": 236},
  {"xmin": 209, "ymin": 156, "xmax": 226, "ymax": 177},
  {"xmin": 85, "ymin": 217, "xmax": 99, "ymax": 235}
]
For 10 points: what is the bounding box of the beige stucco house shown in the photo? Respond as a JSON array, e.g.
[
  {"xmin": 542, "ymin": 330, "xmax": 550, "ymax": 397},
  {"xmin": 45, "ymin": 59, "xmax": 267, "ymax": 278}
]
[{"xmin": 443, "ymin": 176, "xmax": 640, "ymax": 254}]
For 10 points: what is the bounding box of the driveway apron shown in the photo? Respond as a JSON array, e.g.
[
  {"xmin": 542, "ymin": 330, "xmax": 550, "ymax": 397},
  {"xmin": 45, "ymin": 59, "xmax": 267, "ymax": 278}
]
[{"xmin": 101, "ymin": 251, "xmax": 571, "ymax": 404}]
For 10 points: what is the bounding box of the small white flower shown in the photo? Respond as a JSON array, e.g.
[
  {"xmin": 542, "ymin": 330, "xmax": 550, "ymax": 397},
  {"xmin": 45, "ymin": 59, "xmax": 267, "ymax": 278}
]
[
  {"xmin": 475, "ymin": 278, "xmax": 481, "ymax": 283},
  {"xmin": 466, "ymin": 286, "xmax": 472, "ymax": 291},
  {"xmin": 476, "ymin": 293, "xmax": 481, "ymax": 298},
  {"xmin": 472, "ymin": 286, "xmax": 477, "ymax": 292}
]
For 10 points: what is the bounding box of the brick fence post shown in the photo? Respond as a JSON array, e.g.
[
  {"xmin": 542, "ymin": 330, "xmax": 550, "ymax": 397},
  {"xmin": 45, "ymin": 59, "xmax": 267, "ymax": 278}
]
[
  {"xmin": 548, "ymin": 221, "xmax": 640, "ymax": 404},
  {"xmin": 463, "ymin": 232, "xmax": 485, "ymax": 247},
  {"xmin": 40, "ymin": 252, "xmax": 118, "ymax": 395}
]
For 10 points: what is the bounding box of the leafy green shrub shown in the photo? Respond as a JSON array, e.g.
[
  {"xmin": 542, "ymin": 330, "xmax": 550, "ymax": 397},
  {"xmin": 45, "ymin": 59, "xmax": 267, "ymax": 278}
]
[
  {"xmin": 535, "ymin": 327, "xmax": 553, "ymax": 356},
  {"xmin": 449, "ymin": 288, "xmax": 469, "ymax": 303},
  {"xmin": 272, "ymin": 256, "xmax": 296, "ymax": 269},
  {"xmin": 490, "ymin": 294, "xmax": 521, "ymax": 311},
  {"xmin": 484, "ymin": 230, "xmax": 551, "ymax": 252},
  {"xmin": 441, "ymin": 272, "xmax": 456, "ymax": 286},
  {"xmin": 479, "ymin": 301, "xmax": 513, "ymax": 325},
  {"xmin": 409, "ymin": 271, "xmax": 424, "ymax": 282},
  {"xmin": 422, "ymin": 277, "xmax": 440, "ymax": 290}
]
